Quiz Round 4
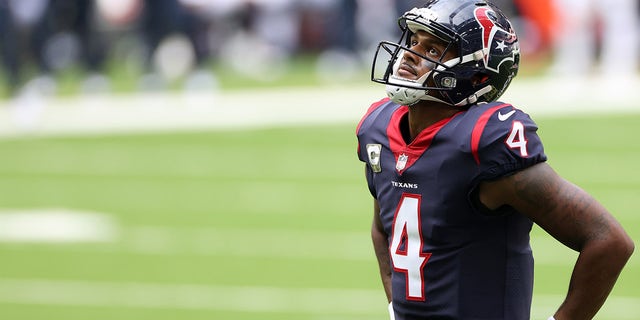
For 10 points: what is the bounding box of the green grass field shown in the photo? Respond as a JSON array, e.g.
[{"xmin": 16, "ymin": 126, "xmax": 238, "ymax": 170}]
[{"xmin": 0, "ymin": 112, "xmax": 638, "ymax": 319}]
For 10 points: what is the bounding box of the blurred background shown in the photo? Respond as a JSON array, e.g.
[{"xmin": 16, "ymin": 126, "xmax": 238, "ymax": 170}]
[
  {"xmin": 0, "ymin": 1, "xmax": 638, "ymax": 320},
  {"xmin": 0, "ymin": 0, "xmax": 637, "ymax": 98}
]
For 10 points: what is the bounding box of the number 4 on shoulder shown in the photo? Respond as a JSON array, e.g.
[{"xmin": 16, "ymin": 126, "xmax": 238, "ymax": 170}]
[{"xmin": 505, "ymin": 121, "xmax": 529, "ymax": 157}]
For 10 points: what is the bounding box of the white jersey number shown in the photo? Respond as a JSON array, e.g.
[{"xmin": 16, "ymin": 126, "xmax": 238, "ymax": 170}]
[
  {"xmin": 389, "ymin": 194, "xmax": 431, "ymax": 301},
  {"xmin": 505, "ymin": 120, "xmax": 529, "ymax": 157}
]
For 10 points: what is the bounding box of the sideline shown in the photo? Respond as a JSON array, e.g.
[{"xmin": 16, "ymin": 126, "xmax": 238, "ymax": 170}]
[{"xmin": 0, "ymin": 77, "xmax": 638, "ymax": 138}]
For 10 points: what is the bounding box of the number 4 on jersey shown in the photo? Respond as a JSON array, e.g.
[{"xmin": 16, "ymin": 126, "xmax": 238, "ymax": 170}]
[
  {"xmin": 505, "ymin": 121, "xmax": 529, "ymax": 157},
  {"xmin": 390, "ymin": 194, "xmax": 431, "ymax": 301}
]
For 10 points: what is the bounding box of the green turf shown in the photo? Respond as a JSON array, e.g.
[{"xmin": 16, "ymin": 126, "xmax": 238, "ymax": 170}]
[{"xmin": 0, "ymin": 113, "xmax": 638, "ymax": 319}]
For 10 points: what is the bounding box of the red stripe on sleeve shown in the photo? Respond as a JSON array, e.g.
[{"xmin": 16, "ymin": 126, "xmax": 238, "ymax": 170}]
[{"xmin": 471, "ymin": 104, "xmax": 511, "ymax": 165}]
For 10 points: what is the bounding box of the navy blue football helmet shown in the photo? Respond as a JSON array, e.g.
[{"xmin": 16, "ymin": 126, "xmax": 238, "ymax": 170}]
[{"xmin": 371, "ymin": 0, "xmax": 520, "ymax": 107}]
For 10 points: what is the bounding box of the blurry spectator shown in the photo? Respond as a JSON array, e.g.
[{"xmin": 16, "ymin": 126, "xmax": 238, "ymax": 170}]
[
  {"xmin": 512, "ymin": 0, "xmax": 558, "ymax": 56},
  {"xmin": 140, "ymin": 0, "xmax": 187, "ymax": 69},
  {"xmin": 136, "ymin": 0, "xmax": 221, "ymax": 90},
  {"xmin": 215, "ymin": 1, "xmax": 299, "ymax": 82},
  {"xmin": 357, "ymin": 0, "xmax": 396, "ymax": 51},
  {"xmin": 180, "ymin": 2, "xmax": 213, "ymax": 67},
  {"xmin": 548, "ymin": 0, "xmax": 639, "ymax": 78},
  {"xmin": 39, "ymin": 0, "xmax": 106, "ymax": 74},
  {"xmin": 0, "ymin": 0, "xmax": 115, "ymax": 96},
  {"xmin": 0, "ymin": 1, "xmax": 20, "ymax": 94},
  {"xmin": 326, "ymin": 0, "xmax": 358, "ymax": 53},
  {"xmin": 297, "ymin": 0, "xmax": 357, "ymax": 53},
  {"xmin": 0, "ymin": 0, "xmax": 50, "ymax": 95},
  {"xmin": 299, "ymin": 0, "xmax": 361, "ymax": 82},
  {"xmin": 394, "ymin": 0, "xmax": 425, "ymax": 17}
]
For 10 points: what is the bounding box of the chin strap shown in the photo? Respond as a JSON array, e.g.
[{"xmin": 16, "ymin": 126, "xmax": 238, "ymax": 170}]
[
  {"xmin": 385, "ymin": 74, "xmax": 433, "ymax": 106},
  {"xmin": 386, "ymin": 75, "xmax": 494, "ymax": 107}
]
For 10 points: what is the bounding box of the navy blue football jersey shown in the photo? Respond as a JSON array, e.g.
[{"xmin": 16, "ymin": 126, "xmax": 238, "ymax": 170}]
[{"xmin": 356, "ymin": 98, "xmax": 547, "ymax": 320}]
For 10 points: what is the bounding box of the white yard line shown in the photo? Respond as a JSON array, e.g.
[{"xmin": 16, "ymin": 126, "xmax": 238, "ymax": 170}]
[
  {"xmin": 0, "ymin": 209, "xmax": 117, "ymax": 243},
  {"xmin": 121, "ymin": 226, "xmax": 373, "ymax": 261},
  {"xmin": 0, "ymin": 278, "xmax": 637, "ymax": 318},
  {"xmin": 0, "ymin": 209, "xmax": 636, "ymax": 266},
  {"xmin": 122, "ymin": 226, "xmax": 640, "ymax": 267},
  {"xmin": 0, "ymin": 278, "xmax": 383, "ymax": 315},
  {"xmin": 118, "ymin": 227, "xmax": 639, "ymax": 266},
  {"xmin": 0, "ymin": 77, "xmax": 638, "ymax": 138}
]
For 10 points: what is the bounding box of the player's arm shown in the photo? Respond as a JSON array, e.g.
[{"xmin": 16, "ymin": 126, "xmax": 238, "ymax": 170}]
[
  {"xmin": 477, "ymin": 162, "xmax": 634, "ymax": 320},
  {"xmin": 371, "ymin": 198, "xmax": 393, "ymax": 303}
]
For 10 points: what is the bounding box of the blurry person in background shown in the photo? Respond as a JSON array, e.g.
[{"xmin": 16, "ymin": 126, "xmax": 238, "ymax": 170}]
[
  {"xmin": 0, "ymin": 0, "xmax": 113, "ymax": 96},
  {"xmin": 0, "ymin": 1, "xmax": 21, "ymax": 95},
  {"xmin": 0, "ymin": 0, "xmax": 50, "ymax": 96},
  {"xmin": 357, "ymin": 0, "xmax": 634, "ymax": 319},
  {"xmin": 40, "ymin": 0, "xmax": 109, "ymax": 92},
  {"xmin": 138, "ymin": 0, "xmax": 205, "ymax": 89},
  {"xmin": 42, "ymin": 0, "xmax": 106, "ymax": 75},
  {"xmin": 510, "ymin": 0, "xmax": 558, "ymax": 58},
  {"xmin": 140, "ymin": 0, "xmax": 187, "ymax": 71},
  {"xmin": 548, "ymin": 0, "xmax": 639, "ymax": 78}
]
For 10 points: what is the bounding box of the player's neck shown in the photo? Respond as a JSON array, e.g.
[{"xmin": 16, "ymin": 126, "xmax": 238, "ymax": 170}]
[{"xmin": 406, "ymin": 102, "xmax": 460, "ymax": 141}]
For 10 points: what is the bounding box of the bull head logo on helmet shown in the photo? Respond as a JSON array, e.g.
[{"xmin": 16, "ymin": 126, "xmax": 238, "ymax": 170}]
[{"xmin": 474, "ymin": 6, "xmax": 519, "ymax": 74}]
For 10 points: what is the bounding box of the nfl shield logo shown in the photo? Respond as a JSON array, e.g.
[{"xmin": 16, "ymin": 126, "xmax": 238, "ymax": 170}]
[{"xmin": 396, "ymin": 154, "xmax": 408, "ymax": 171}]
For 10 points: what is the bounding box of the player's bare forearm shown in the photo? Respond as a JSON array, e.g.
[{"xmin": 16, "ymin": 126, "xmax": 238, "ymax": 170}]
[
  {"xmin": 532, "ymin": 178, "xmax": 635, "ymax": 319},
  {"xmin": 372, "ymin": 199, "xmax": 393, "ymax": 302},
  {"xmin": 554, "ymin": 230, "xmax": 633, "ymax": 320},
  {"xmin": 482, "ymin": 162, "xmax": 635, "ymax": 319}
]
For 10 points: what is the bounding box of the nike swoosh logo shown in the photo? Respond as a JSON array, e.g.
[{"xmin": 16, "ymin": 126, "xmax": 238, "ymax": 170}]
[{"xmin": 497, "ymin": 110, "xmax": 516, "ymax": 121}]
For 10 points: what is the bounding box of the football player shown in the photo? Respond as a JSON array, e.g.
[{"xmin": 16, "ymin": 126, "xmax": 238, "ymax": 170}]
[{"xmin": 356, "ymin": 0, "xmax": 634, "ymax": 319}]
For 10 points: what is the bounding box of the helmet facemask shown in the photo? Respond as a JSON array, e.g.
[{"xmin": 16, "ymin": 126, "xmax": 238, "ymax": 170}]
[{"xmin": 372, "ymin": 26, "xmax": 461, "ymax": 106}]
